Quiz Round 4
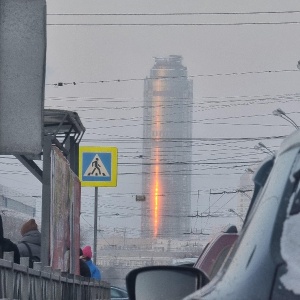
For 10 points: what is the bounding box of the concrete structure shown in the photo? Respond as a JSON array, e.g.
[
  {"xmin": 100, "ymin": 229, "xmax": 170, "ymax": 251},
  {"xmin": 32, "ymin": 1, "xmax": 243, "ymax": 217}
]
[
  {"xmin": 97, "ymin": 236, "xmax": 204, "ymax": 288},
  {"xmin": 141, "ymin": 55, "xmax": 193, "ymax": 238},
  {"xmin": 0, "ymin": 185, "xmax": 37, "ymax": 242},
  {"xmin": 0, "ymin": 0, "xmax": 46, "ymax": 157},
  {"xmin": 0, "ymin": 185, "xmax": 36, "ymax": 218}
]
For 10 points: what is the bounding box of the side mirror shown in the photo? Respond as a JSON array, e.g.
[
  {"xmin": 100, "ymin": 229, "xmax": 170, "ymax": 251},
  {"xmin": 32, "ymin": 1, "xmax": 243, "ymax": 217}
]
[{"xmin": 126, "ymin": 265, "xmax": 209, "ymax": 300}]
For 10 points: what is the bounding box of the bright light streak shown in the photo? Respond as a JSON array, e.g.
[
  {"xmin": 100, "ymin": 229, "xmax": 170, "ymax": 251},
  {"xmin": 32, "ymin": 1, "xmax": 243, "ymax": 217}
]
[
  {"xmin": 152, "ymin": 77, "xmax": 163, "ymax": 236},
  {"xmin": 154, "ymin": 162, "xmax": 159, "ymax": 236}
]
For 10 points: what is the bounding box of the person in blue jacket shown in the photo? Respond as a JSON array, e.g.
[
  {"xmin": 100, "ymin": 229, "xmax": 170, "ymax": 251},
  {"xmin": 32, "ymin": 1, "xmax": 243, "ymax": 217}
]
[{"xmin": 81, "ymin": 245, "xmax": 101, "ymax": 280}]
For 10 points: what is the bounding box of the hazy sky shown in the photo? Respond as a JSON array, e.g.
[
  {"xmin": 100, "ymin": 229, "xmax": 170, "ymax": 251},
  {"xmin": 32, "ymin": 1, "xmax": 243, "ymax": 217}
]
[{"xmin": 1, "ymin": 0, "xmax": 300, "ymax": 242}]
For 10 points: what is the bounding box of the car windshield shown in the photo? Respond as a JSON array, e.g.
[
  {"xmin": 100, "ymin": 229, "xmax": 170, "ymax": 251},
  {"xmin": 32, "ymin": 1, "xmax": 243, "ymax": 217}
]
[
  {"xmin": 243, "ymin": 156, "xmax": 275, "ymax": 225},
  {"xmin": 228, "ymin": 146, "xmax": 300, "ymax": 266},
  {"xmin": 111, "ymin": 286, "xmax": 128, "ymax": 298},
  {"xmin": 279, "ymin": 151, "xmax": 300, "ymax": 294}
]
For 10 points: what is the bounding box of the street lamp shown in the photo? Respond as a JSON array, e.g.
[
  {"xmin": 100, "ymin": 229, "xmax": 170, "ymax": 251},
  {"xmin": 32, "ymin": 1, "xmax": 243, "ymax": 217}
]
[
  {"xmin": 254, "ymin": 142, "xmax": 275, "ymax": 156},
  {"xmin": 228, "ymin": 208, "xmax": 244, "ymax": 222},
  {"xmin": 272, "ymin": 108, "xmax": 299, "ymax": 129},
  {"xmin": 237, "ymin": 189, "xmax": 252, "ymax": 200}
]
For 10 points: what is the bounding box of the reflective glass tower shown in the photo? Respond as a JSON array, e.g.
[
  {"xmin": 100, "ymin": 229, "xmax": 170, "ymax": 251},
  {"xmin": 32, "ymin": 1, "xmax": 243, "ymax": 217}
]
[{"xmin": 141, "ymin": 55, "xmax": 193, "ymax": 238}]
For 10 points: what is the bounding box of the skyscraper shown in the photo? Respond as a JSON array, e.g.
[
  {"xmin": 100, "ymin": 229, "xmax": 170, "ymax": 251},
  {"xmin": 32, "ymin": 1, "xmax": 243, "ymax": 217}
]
[{"xmin": 141, "ymin": 55, "xmax": 193, "ymax": 238}]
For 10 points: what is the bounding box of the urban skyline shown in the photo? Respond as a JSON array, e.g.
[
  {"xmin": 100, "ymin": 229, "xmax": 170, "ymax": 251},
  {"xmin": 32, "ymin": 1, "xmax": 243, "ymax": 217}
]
[{"xmin": 1, "ymin": 0, "xmax": 300, "ymax": 241}]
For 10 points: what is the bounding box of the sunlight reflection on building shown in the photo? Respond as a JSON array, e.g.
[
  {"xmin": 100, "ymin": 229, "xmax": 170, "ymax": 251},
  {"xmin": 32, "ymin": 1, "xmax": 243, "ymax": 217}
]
[{"xmin": 141, "ymin": 55, "xmax": 193, "ymax": 238}]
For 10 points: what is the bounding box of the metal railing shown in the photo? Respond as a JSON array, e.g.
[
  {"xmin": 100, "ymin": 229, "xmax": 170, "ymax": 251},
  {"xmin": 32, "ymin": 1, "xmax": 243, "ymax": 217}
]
[{"xmin": 0, "ymin": 252, "xmax": 110, "ymax": 300}]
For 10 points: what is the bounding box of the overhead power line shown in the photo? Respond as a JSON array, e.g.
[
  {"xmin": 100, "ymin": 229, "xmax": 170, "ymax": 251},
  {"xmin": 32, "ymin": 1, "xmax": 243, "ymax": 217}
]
[
  {"xmin": 47, "ymin": 10, "xmax": 300, "ymax": 16},
  {"xmin": 81, "ymin": 135, "xmax": 286, "ymax": 142},
  {"xmin": 45, "ymin": 92, "xmax": 300, "ymax": 102},
  {"xmin": 46, "ymin": 69, "xmax": 298, "ymax": 87},
  {"xmin": 47, "ymin": 21, "xmax": 300, "ymax": 26}
]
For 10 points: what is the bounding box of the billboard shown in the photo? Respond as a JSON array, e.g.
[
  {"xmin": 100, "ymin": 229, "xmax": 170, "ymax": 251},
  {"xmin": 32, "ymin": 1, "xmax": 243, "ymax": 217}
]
[
  {"xmin": 50, "ymin": 147, "xmax": 81, "ymax": 275},
  {"xmin": 0, "ymin": 0, "xmax": 46, "ymax": 156}
]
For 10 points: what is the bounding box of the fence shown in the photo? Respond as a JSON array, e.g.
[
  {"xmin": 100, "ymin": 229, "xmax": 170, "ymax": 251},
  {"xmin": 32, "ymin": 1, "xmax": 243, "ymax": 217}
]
[{"xmin": 0, "ymin": 252, "xmax": 110, "ymax": 300}]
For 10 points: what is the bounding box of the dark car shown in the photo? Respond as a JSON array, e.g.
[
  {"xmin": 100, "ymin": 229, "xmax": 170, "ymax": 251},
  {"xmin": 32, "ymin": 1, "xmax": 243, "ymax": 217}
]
[
  {"xmin": 126, "ymin": 129, "xmax": 300, "ymax": 300},
  {"xmin": 110, "ymin": 286, "xmax": 128, "ymax": 300}
]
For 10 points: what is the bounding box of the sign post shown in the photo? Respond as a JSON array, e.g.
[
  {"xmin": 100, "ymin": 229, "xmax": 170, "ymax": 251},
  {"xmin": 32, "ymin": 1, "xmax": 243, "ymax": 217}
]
[
  {"xmin": 79, "ymin": 146, "xmax": 118, "ymax": 264},
  {"xmin": 94, "ymin": 187, "xmax": 98, "ymax": 264}
]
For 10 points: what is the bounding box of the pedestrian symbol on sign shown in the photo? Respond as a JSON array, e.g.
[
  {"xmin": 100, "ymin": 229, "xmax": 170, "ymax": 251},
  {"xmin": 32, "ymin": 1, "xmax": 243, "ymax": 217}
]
[
  {"xmin": 84, "ymin": 154, "xmax": 109, "ymax": 177},
  {"xmin": 79, "ymin": 146, "xmax": 117, "ymax": 187}
]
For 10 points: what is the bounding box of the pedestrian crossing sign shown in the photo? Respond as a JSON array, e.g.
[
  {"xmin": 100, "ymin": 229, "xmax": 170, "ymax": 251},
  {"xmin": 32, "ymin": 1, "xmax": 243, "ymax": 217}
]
[{"xmin": 79, "ymin": 146, "xmax": 118, "ymax": 187}]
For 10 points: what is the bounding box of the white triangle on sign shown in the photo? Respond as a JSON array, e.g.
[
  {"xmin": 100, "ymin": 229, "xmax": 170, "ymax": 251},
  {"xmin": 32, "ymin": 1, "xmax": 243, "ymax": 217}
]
[{"xmin": 84, "ymin": 154, "xmax": 110, "ymax": 177}]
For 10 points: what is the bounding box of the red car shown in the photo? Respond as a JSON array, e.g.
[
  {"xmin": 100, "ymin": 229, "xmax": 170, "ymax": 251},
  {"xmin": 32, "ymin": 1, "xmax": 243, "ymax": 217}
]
[{"xmin": 193, "ymin": 225, "xmax": 238, "ymax": 280}]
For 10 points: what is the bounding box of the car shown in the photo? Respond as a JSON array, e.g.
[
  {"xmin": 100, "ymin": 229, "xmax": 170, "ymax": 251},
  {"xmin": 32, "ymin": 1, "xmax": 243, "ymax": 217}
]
[
  {"xmin": 126, "ymin": 129, "xmax": 300, "ymax": 300},
  {"xmin": 193, "ymin": 225, "xmax": 238, "ymax": 280},
  {"xmin": 192, "ymin": 156, "xmax": 275, "ymax": 281},
  {"xmin": 193, "ymin": 154, "xmax": 276, "ymax": 281},
  {"xmin": 172, "ymin": 257, "xmax": 198, "ymax": 267},
  {"xmin": 124, "ymin": 225, "xmax": 238, "ymax": 300},
  {"xmin": 110, "ymin": 286, "xmax": 128, "ymax": 300}
]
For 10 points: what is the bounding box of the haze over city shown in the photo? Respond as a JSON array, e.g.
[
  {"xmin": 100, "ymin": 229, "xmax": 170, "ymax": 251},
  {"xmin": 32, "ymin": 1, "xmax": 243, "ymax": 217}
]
[{"xmin": 1, "ymin": 0, "xmax": 300, "ymax": 245}]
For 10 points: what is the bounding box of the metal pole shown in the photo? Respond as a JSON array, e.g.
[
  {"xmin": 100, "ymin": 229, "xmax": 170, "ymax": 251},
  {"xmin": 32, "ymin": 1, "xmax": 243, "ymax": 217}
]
[
  {"xmin": 93, "ymin": 187, "xmax": 98, "ymax": 264},
  {"xmin": 228, "ymin": 208, "xmax": 244, "ymax": 222}
]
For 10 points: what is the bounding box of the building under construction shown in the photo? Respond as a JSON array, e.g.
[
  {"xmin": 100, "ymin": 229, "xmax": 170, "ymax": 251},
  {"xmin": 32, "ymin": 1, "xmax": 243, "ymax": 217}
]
[{"xmin": 141, "ymin": 55, "xmax": 193, "ymax": 238}]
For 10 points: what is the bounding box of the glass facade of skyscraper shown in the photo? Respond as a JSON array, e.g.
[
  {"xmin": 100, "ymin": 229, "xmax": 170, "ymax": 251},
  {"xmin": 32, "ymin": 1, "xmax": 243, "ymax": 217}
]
[{"xmin": 141, "ymin": 55, "xmax": 193, "ymax": 238}]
